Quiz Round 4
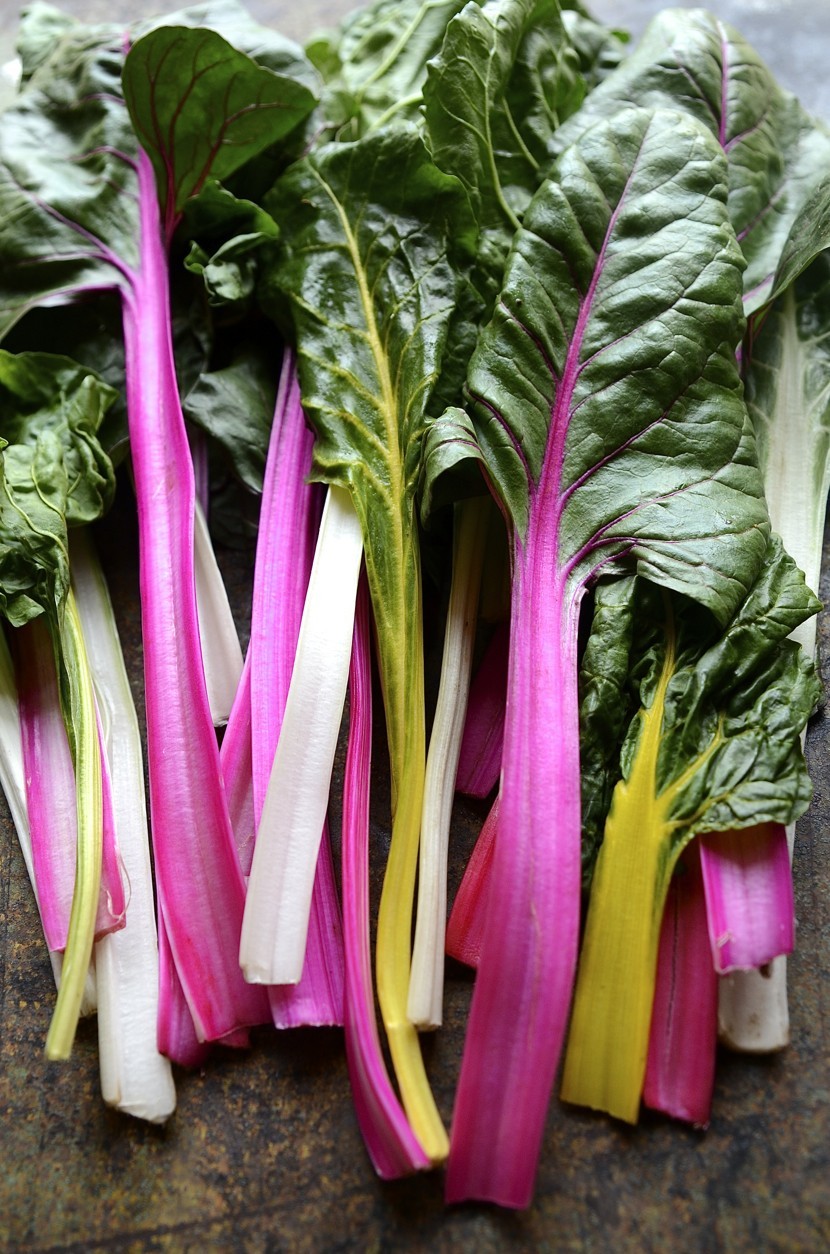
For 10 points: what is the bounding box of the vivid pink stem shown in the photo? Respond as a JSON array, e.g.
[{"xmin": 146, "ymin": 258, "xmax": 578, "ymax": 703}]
[
  {"xmin": 342, "ymin": 575, "xmax": 429, "ymax": 1177},
  {"xmin": 124, "ymin": 148, "xmax": 268, "ymax": 1042},
  {"xmin": 455, "ymin": 622, "xmax": 508, "ymax": 798},
  {"xmin": 446, "ymin": 549, "xmax": 584, "ymax": 1208},
  {"xmin": 250, "ymin": 352, "xmax": 344, "ymax": 1028},
  {"xmin": 445, "ymin": 794, "xmax": 499, "ymax": 968},
  {"xmin": 220, "ymin": 646, "xmax": 256, "ymax": 875},
  {"xmin": 14, "ymin": 617, "xmax": 124, "ymax": 950},
  {"xmin": 157, "ymin": 904, "xmax": 211, "ymax": 1070},
  {"xmin": 644, "ymin": 842, "xmax": 718, "ymax": 1126},
  {"xmin": 699, "ymin": 823, "xmax": 794, "ymax": 972}
]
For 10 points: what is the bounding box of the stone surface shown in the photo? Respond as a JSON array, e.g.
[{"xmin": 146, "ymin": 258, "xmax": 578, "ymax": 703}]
[{"xmin": 0, "ymin": 2, "xmax": 829, "ymax": 1251}]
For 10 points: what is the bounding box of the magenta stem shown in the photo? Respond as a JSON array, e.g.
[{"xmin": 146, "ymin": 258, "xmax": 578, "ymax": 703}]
[
  {"xmin": 250, "ymin": 352, "xmax": 344, "ymax": 1027},
  {"xmin": 124, "ymin": 147, "xmax": 268, "ymax": 1042},
  {"xmin": 699, "ymin": 823, "xmax": 794, "ymax": 972},
  {"xmin": 644, "ymin": 841, "xmax": 718, "ymax": 1126}
]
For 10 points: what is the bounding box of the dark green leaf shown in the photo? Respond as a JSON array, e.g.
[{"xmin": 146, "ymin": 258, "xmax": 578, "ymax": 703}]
[
  {"xmin": 122, "ymin": 26, "xmax": 317, "ymax": 236},
  {"xmin": 315, "ymin": 0, "xmax": 468, "ymax": 138},
  {"xmin": 182, "ymin": 344, "xmax": 277, "ymax": 493},
  {"xmin": 0, "ymin": 351, "xmax": 115, "ymax": 626},
  {"xmin": 460, "ymin": 105, "xmax": 767, "ymax": 624},
  {"xmin": 550, "ymin": 9, "xmax": 830, "ymax": 314}
]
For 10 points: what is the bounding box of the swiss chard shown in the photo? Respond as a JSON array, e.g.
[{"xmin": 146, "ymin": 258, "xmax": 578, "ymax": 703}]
[{"xmin": 441, "ymin": 105, "xmax": 770, "ymax": 1207}]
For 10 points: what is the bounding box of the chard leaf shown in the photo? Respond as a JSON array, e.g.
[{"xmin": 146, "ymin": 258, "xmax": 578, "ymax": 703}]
[
  {"xmin": 17, "ymin": 1, "xmax": 77, "ymax": 83},
  {"xmin": 550, "ymin": 8, "xmax": 830, "ymax": 314},
  {"xmin": 122, "ymin": 26, "xmax": 316, "ymax": 240},
  {"xmin": 182, "ymin": 344, "xmax": 277, "ymax": 493},
  {"xmin": 561, "ymin": 7, "xmax": 627, "ymax": 88},
  {"xmin": 264, "ymin": 128, "xmax": 472, "ymax": 629},
  {"xmin": 314, "ymin": 0, "xmax": 468, "ymax": 137},
  {"xmin": 0, "ymin": 26, "xmax": 140, "ymax": 338},
  {"xmin": 577, "ymin": 575, "xmax": 637, "ymax": 887},
  {"xmin": 623, "ymin": 536, "xmax": 819, "ymax": 841},
  {"xmin": 424, "ymin": 0, "xmax": 583, "ymax": 253},
  {"xmin": 467, "ymin": 104, "xmax": 766, "ymax": 621},
  {"xmin": 0, "ymin": 352, "xmax": 115, "ymax": 627}
]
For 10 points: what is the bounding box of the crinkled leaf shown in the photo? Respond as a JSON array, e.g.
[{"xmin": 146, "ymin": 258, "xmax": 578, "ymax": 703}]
[
  {"xmin": 617, "ymin": 536, "xmax": 820, "ymax": 850},
  {"xmin": 16, "ymin": 1, "xmax": 77, "ymax": 83},
  {"xmin": 183, "ymin": 182, "xmax": 279, "ymax": 312},
  {"xmin": 0, "ymin": 350, "xmax": 116, "ymax": 526},
  {"xmin": 420, "ymin": 405, "xmax": 486, "ymax": 518},
  {"xmin": 0, "ymin": 27, "xmax": 140, "ymax": 339},
  {"xmin": 461, "ymin": 105, "xmax": 767, "ymax": 624},
  {"xmin": 0, "ymin": 352, "xmax": 115, "ymax": 626},
  {"xmin": 182, "ymin": 344, "xmax": 277, "ymax": 493},
  {"xmin": 263, "ymin": 126, "xmax": 472, "ymax": 555},
  {"xmin": 578, "ymin": 575, "xmax": 637, "ymax": 887},
  {"xmin": 424, "ymin": 0, "xmax": 583, "ymax": 255},
  {"xmin": 561, "ymin": 7, "xmax": 627, "ymax": 89},
  {"xmin": 550, "ymin": 8, "xmax": 830, "ymax": 314},
  {"xmin": 315, "ymin": 0, "xmax": 468, "ymax": 138},
  {"xmin": 122, "ymin": 26, "xmax": 317, "ymax": 240}
]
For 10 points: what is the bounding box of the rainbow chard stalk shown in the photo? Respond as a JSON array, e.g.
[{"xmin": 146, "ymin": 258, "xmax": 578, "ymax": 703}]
[
  {"xmin": 700, "ymin": 823, "xmax": 795, "ymax": 973},
  {"xmin": 0, "ymin": 352, "xmax": 118, "ymax": 1057},
  {"xmin": 13, "ymin": 616, "xmax": 125, "ymax": 951},
  {"xmin": 454, "ymin": 621, "xmax": 508, "ymax": 800},
  {"xmin": 248, "ymin": 351, "xmax": 344, "ymax": 1028},
  {"xmin": 0, "ymin": 13, "xmax": 317, "ymax": 1044},
  {"xmin": 445, "ymin": 794, "xmax": 498, "ymax": 970},
  {"xmin": 220, "ymin": 647, "xmax": 256, "ymax": 873},
  {"xmin": 643, "ymin": 841, "xmax": 718, "ymax": 1128},
  {"xmin": 342, "ymin": 573, "xmax": 430, "ymax": 1177},
  {"xmin": 247, "ymin": 128, "xmax": 474, "ymax": 1163},
  {"xmin": 434, "ymin": 106, "xmax": 776, "ymax": 1207},
  {"xmin": 561, "ymin": 542, "xmax": 817, "ymax": 1126},
  {"xmin": 0, "ymin": 626, "xmax": 96, "ymax": 1011}
]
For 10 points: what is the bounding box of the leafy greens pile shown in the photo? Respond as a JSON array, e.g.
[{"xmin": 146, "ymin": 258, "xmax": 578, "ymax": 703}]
[{"xmin": 0, "ymin": 0, "xmax": 828, "ymax": 1210}]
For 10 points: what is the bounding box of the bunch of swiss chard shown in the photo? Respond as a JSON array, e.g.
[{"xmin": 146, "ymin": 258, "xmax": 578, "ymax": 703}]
[{"xmin": 0, "ymin": 0, "xmax": 828, "ymax": 1211}]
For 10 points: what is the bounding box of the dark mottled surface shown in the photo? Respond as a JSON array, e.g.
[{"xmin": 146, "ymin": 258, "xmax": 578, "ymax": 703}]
[{"xmin": 1, "ymin": 1, "xmax": 829, "ymax": 1250}]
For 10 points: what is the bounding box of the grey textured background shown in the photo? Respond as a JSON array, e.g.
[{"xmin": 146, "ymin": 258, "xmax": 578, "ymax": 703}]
[{"xmin": 0, "ymin": 2, "xmax": 828, "ymax": 1251}]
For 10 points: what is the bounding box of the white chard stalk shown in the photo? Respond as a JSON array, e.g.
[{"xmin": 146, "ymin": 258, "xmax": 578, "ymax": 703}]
[
  {"xmin": 70, "ymin": 532, "xmax": 176, "ymax": 1122},
  {"xmin": 193, "ymin": 498, "xmax": 244, "ymax": 727},
  {"xmin": 408, "ymin": 497, "xmax": 489, "ymax": 1028},
  {"xmin": 241, "ymin": 485, "xmax": 364, "ymax": 985}
]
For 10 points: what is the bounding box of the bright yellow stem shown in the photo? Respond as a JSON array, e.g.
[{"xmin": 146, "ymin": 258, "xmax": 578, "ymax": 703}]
[
  {"xmin": 45, "ymin": 588, "xmax": 103, "ymax": 1060},
  {"xmin": 561, "ymin": 609, "xmax": 721, "ymax": 1122}
]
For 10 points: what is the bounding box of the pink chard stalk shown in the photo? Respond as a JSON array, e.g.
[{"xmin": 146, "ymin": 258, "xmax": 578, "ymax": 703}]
[
  {"xmin": 248, "ymin": 351, "xmax": 344, "ymax": 1028},
  {"xmin": 644, "ymin": 842, "xmax": 718, "ymax": 1127}
]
